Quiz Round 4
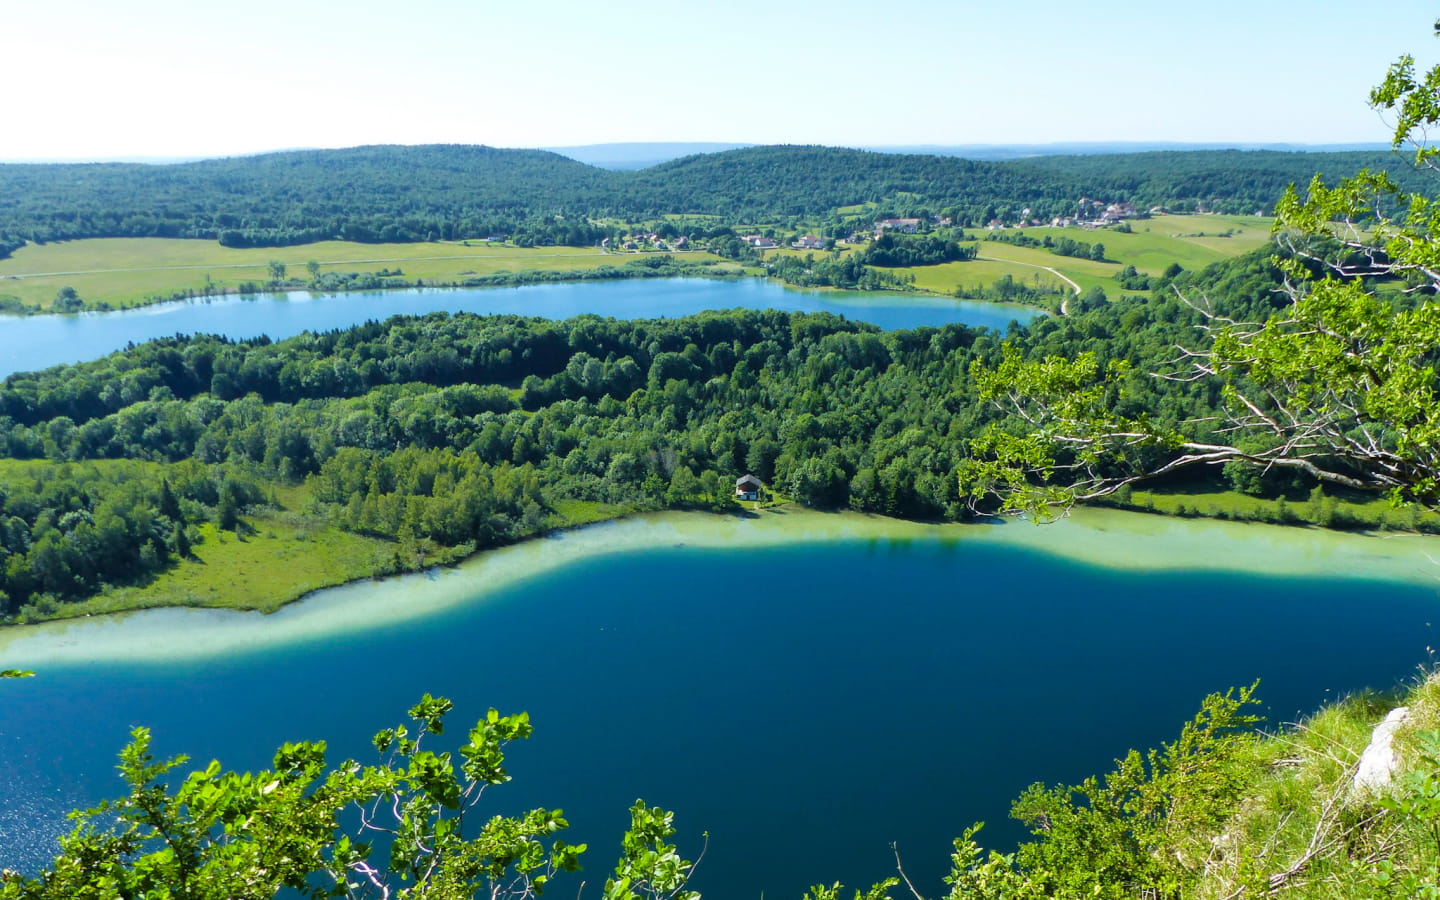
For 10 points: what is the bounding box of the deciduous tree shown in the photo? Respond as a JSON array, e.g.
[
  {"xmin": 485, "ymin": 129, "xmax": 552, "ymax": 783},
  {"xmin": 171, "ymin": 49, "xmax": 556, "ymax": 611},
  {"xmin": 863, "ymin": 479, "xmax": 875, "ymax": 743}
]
[
  {"xmin": 961, "ymin": 25, "xmax": 1440, "ymax": 520},
  {"xmin": 0, "ymin": 697, "xmax": 701, "ymax": 900}
]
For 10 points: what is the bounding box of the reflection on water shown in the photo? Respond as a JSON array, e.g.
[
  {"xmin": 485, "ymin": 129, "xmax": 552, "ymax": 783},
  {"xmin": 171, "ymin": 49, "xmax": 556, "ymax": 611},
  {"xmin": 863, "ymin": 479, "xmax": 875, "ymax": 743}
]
[{"xmin": 0, "ymin": 277, "xmax": 1043, "ymax": 376}]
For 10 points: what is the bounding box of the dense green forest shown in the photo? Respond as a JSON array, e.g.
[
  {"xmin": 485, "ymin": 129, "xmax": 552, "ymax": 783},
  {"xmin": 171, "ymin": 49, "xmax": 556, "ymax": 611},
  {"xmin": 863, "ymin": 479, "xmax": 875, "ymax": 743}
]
[
  {"xmin": 0, "ymin": 246, "xmax": 1363, "ymax": 620},
  {"xmin": 1010, "ymin": 149, "xmax": 1421, "ymax": 211},
  {"xmin": 0, "ymin": 144, "xmax": 1427, "ymax": 255}
]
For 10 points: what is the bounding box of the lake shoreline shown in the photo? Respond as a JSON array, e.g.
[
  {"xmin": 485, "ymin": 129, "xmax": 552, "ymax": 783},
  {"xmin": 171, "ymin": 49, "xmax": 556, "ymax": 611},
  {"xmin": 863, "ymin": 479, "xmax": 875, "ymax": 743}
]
[
  {"xmin": 2, "ymin": 252, "xmax": 1050, "ymax": 321},
  {"xmin": 2, "ymin": 504, "xmax": 1435, "ymax": 668},
  {"xmin": 0, "ymin": 257, "xmax": 738, "ymax": 318},
  {"xmin": 0, "ymin": 275, "xmax": 1045, "ymax": 379}
]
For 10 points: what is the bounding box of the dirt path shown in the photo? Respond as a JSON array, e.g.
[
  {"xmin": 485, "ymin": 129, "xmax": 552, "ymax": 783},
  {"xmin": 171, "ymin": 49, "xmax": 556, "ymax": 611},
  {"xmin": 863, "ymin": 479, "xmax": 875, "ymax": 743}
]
[{"xmin": 975, "ymin": 254, "xmax": 1082, "ymax": 314}]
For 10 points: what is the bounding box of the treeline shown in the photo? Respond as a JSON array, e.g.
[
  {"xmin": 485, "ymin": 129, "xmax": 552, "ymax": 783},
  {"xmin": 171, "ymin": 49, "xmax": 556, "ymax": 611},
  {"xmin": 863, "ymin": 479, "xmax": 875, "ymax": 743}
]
[
  {"xmin": 0, "ymin": 461, "xmax": 263, "ymax": 616},
  {"xmin": 765, "ymin": 254, "xmax": 914, "ymax": 290},
  {"xmin": 0, "ymin": 145, "xmax": 1430, "ymax": 257},
  {"xmin": 860, "ymin": 232, "xmax": 977, "ymax": 267},
  {"xmin": 954, "ymin": 274, "xmax": 1072, "ymax": 312},
  {"xmin": 301, "ymin": 256, "xmax": 732, "ymax": 295},
  {"xmin": 985, "ymin": 230, "xmax": 1108, "ymax": 261}
]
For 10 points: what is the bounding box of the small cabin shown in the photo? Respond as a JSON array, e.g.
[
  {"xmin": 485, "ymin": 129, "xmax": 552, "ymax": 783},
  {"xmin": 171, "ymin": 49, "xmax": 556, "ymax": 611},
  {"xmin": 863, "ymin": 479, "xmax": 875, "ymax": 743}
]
[{"xmin": 735, "ymin": 474, "xmax": 763, "ymax": 501}]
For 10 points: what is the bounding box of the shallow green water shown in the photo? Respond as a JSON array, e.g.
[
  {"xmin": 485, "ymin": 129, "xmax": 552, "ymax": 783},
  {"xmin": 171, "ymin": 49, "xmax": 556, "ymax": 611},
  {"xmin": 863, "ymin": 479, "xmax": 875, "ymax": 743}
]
[{"xmin": 0, "ymin": 512, "xmax": 1434, "ymax": 899}]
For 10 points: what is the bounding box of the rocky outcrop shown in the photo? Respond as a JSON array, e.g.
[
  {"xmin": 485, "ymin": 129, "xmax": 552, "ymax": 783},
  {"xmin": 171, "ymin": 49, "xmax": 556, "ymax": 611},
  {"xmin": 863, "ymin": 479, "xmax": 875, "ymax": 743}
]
[{"xmin": 1353, "ymin": 706, "xmax": 1410, "ymax": 794}]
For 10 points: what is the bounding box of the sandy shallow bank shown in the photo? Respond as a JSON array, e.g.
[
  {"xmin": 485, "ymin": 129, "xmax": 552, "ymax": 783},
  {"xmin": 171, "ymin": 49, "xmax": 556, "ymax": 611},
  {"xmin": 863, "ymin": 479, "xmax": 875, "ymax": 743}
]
[{"xmin": 1, "ymin": 507, "xmax": 1434, "ymax": 667}]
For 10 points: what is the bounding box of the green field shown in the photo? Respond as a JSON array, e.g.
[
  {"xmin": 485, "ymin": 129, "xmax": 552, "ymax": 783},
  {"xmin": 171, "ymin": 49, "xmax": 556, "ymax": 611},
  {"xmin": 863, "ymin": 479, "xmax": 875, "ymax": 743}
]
[
  {"xmin": 1056, "ymin": 214, "xmax": 1273, "ymax": 270},
  {"xmin": 881, "ymin": 258, "xmax": 1073, "ymax": 294},
  {"xmin": 83, "ymin": 516, "xmax": 405, "ymax": 617},
  {"xmin": 971, "ymin": 242, "xmax": 1116, "ymax": 293},
  {"xmin": 0, "ymin": 238, "xmax": 724, "ymax": 312},
  {"xmin": 873, "ymin": 214, "xmax": 1274, "ymax": 302},
  {"xmin": 1126, "ymin": 485, "xmax": 1440, "ymax": 532},
  {"xmin": 0, "ymin": 461, "xmax": 409, "ymax": 620}
]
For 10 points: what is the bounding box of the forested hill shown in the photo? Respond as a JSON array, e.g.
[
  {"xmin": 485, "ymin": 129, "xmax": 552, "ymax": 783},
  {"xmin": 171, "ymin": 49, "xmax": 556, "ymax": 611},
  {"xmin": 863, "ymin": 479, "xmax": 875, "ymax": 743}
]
[
  {"xmin": 0, "ymin": 143, "xmax": 1426, "ymax": 253},
  {"xmin": 0, "ymin": 145, "xmax": 609, "ymax": 252},
  {"xmin": 1010, "ymin": 149, "xmax": 1429, "ymax": 212},
  {"xmin": 618, "ymin": 146, "xmax": 1024, "ymax": 217},
  {"xmin": 618, "ymin": 145, "xmax": 1431, "ymax": 220}
]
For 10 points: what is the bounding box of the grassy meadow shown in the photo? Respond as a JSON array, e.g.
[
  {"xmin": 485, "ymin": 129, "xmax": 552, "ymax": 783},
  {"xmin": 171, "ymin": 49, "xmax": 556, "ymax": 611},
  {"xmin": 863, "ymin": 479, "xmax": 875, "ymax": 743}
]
[
  {"xmin": 0, "ymin": 238, "xmax": 724, "ymax": 313},
  {"xmin": 884, "ymin": 214, "xmax": 1273, "ymax": 301},
  {"xmin": 0, "ymin": 453, "xmax": 647, "ymax": 624},
  {"xmin": 882, "ymin": 257, "xmax": 1075, "ymax": 295},
  {"xmin": 1122, "ymin": 484, "xmax": 1440, "ymax": 532}
]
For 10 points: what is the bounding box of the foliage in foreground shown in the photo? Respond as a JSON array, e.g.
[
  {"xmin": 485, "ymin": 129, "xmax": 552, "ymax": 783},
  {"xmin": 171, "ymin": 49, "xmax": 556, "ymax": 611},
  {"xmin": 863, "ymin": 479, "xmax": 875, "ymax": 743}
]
[
  {"xmin": 960, "ymin": 24, "xmax": 1440, "ymax": 522},
  {"xmin": 830, "ymin": 676, "xmax": 1440, "ymax": 900},
  {"xmin": 0, "ymin": 696, "xmax": 698, "ymax": 900},
  {"xmin": 13, "ymin": 678, "xmax": 1440, "ymax": 899}
]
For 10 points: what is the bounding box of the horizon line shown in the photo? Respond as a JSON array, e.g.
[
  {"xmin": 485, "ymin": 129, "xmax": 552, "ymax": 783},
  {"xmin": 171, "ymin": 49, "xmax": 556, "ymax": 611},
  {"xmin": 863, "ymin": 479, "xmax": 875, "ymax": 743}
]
[{"xmin": 0, "ymin": 139, "xmax": 1398, "ymax": 166}]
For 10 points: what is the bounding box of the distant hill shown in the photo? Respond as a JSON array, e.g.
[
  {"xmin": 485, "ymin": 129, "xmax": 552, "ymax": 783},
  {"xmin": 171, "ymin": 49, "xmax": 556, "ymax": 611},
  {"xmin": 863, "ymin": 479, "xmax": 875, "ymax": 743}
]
[
  {"xmin": 544, "ymin": 142, "xmax": 755, "ymax": 170},
  {"xmin": 617, "ymin": 145, "xmax": 1426, "ymax": 220},
  {"xmin": 0, "ymin": 141, "xmax": 1395, "ymax": 168},
  {"xmin": 0, "ymin": 145, "xmax": 611, "ymax": 251},
  {"xmin": 0, "ymin": 143, "xmax": 1426, "ymax": 255},
  {"xmin": 864, "ymin": 141, "xmax": 1395, "ymax": 161},
  {"xmin": 545, "ymin": 140, "xmax": 1396, "ymax": 167}
]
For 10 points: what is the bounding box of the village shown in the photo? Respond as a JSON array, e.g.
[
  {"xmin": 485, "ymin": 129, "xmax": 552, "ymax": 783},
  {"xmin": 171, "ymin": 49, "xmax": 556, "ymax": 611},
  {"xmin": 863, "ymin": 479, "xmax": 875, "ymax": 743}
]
[{"xmin": 593, "ymin": 196, "xmax": 1159, "ymax": 259}]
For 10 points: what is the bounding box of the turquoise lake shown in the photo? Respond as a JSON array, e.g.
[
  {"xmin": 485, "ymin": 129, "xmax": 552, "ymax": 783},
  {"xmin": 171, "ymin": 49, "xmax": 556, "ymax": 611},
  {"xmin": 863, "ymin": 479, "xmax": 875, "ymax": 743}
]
[
  {"xmin": 0, "ymin": 277, "xmax": 1041, "ymax": 377},
  {"xmin": 0, "ymin": 511, "xmax": 1434, "ymax": 900}
]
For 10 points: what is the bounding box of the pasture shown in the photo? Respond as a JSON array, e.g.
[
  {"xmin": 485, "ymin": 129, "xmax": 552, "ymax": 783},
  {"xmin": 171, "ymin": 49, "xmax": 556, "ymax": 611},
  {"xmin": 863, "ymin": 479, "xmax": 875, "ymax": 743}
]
[
  {"xmin": 0, "ymin": 238, "xmax": 723, "ymax": 312},
  {"xmin": 877, "ymin": 214, "xmax": 1274, "ymax": 301}
]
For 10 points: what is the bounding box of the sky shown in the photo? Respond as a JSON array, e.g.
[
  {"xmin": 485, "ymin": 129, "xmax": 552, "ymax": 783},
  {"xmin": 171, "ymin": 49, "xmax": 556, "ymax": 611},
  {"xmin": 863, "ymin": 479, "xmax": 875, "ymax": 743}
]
[{"xmin": 5, "ymin": 0, "xmax": 1438, "ymax": 161}]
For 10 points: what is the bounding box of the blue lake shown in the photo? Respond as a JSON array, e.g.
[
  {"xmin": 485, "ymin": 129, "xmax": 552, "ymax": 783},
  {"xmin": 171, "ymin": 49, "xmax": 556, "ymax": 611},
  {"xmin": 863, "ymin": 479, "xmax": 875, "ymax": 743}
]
[
  {"xmin": 0, "ymin": 514, "xmax": 1433, "ymax": 900},
  {"xmin": 0, "ymin": 277, "xmax": 1041, "ymax": 378}
]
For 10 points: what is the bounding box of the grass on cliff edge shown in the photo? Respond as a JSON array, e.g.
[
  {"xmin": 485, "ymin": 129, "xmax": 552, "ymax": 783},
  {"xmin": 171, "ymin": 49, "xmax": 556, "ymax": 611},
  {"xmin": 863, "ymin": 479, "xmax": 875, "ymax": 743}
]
[{"xmin": 1183, "ymin": 671, "xmax": 1439, "ymax": 899}]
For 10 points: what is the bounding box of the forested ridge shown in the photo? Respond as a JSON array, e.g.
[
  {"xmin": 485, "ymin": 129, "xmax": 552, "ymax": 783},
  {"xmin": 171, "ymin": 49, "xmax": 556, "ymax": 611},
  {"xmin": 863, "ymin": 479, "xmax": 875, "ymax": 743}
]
[
  {"xmin": 0, "ymin": 247, "xmax": 1337, "ymax": 620},
  {"xmin": 0, "ymin": 144, "xmax": 1427, "ymax": 255}
]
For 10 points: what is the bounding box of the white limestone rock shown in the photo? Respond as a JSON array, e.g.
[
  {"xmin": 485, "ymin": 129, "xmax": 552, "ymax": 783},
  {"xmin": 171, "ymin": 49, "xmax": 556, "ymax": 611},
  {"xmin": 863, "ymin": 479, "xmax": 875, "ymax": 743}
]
[{"xmin": 1353, "ymin": 706, "xmax": 1410, "ymax": 794}]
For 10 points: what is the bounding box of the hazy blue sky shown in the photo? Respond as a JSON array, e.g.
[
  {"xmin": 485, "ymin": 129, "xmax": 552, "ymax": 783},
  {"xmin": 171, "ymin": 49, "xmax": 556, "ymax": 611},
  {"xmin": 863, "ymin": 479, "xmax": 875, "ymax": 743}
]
[{"xmin": 7, "ymin": 0, "xmax": 1437, "ymax": 160}]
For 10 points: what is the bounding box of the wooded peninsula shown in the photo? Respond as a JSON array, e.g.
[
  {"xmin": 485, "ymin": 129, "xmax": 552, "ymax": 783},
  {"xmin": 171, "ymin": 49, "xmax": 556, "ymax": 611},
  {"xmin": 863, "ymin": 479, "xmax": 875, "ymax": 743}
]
[{"xmin": 0, "ymin": 241, "xmax": 1424, "ymax": 624}]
